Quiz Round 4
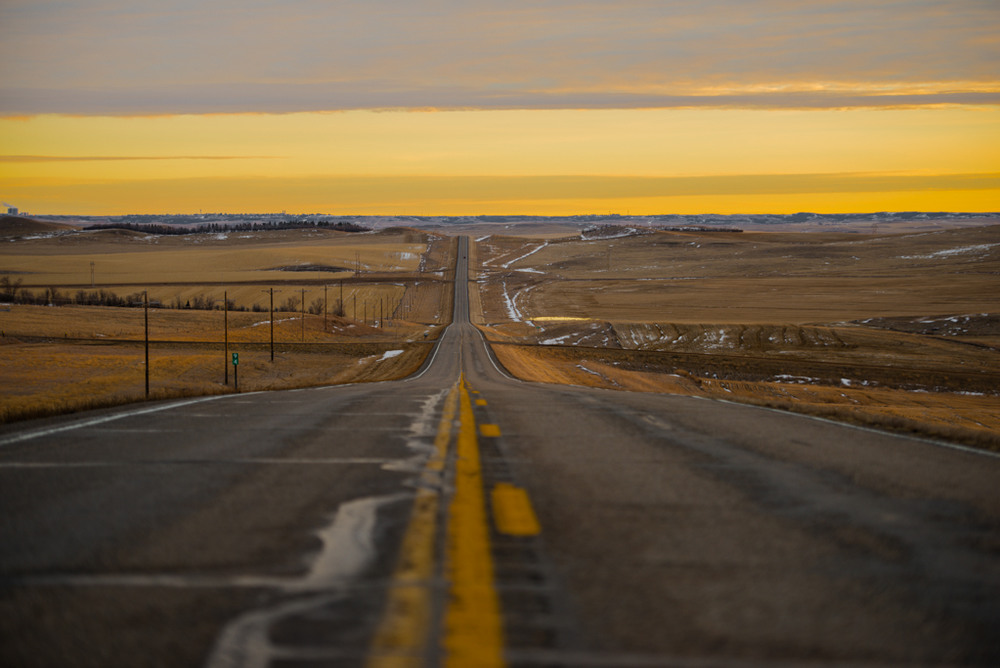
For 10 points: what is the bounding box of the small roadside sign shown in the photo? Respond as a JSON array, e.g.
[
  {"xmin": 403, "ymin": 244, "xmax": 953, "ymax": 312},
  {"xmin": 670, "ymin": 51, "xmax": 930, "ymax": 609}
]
[{"xmin": 232, "ymin": 352, "xmax": 239, "ymax": 366}]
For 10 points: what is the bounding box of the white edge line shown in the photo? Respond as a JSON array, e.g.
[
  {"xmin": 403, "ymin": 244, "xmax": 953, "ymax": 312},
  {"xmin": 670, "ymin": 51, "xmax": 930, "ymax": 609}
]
[
  {"xmin": 475, "ymin": 328, "xmax": 517, "ymax": 381},
  {"xmin": 489, "ymin": 371, "xmax": 1000, "ymax": 460},
  {"xmin": 405, "ymin": 323, "xmax": 451, "ymax": 382},
  {"xmin": 708, "ymin": 396, "xmax": 1000, "ymax": 460},
  {"xmin": 0, "ymin": 394, "xmax": 234, "ymax": 448},
  {"xmin": 407, "ymin": 235, "xmax": 466, "ymax": 382},
  {"xmin": 2, "ymin": 246, "xmax": 456, "ymax": 441}
]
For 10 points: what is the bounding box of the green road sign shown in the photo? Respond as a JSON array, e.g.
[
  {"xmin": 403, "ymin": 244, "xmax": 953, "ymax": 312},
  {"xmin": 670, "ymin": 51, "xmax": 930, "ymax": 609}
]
[{"xmin": 232, "ymin": 352, "xmax": 239, "ymax": 366}]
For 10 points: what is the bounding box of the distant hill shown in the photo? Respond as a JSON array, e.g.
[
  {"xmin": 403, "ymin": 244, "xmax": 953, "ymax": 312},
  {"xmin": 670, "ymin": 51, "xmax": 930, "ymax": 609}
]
[
  {"xmin": 0, "ymin": 215, "xmax": 76, "ymax": 238},
  {"xmin": 20, "ymin": 211, "xmax": 1000, "ymax": 237}
]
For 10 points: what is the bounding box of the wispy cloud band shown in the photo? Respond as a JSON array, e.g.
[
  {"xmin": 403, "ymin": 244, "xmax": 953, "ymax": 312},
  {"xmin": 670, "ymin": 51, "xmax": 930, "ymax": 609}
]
[
  {"xmin": 3, "ymin": 85, "xmax": 998, "ymax": 116},
  {"xmin": 0, "ymin": 155, "xmax": 277, "ymax": 162},
  {"xmin": 10, "ymin": 172, "xmax": 998, "ymax": 198}
]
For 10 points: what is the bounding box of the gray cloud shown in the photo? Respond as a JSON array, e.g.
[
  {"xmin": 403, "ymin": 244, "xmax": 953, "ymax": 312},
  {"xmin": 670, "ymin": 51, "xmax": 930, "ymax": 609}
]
[
  {"xmin": 3, "ymin": 84, "xmax": 998, "ymax": 116},
  {"xmin": 1, "ymin": 0, "xmax": 997, "ymax": 115},
  {"xmin": 0, "ymin": 155, "xmax": 276, "ymax": 162},
  {"xmin": 17, "ymin": 172, "xmax": 1000, "ymax": 199}
]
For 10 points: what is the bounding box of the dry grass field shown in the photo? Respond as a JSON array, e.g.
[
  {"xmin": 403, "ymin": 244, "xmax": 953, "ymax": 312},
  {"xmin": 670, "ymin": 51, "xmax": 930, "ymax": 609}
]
[
  {"xmin": 0, "ymin": 337, "xmax": 432, "ymax": 423},
  {"xmin": 472, "ymin": 223, "xmax": 1000, "ymax": 449},
  {"xmin": 0, "ymin": 223, "xmax": 455, "ymax": 422},
  {"xmin": 2, "ymin": 226, "xmax": 427, "ymax": 276},
  {"xmin": 1, "ymin": 225, "xmax": 450, "ymax": 309},
  {"xmin": 4, "ymin": 214, "xmax": 999, "ymax": 448}
]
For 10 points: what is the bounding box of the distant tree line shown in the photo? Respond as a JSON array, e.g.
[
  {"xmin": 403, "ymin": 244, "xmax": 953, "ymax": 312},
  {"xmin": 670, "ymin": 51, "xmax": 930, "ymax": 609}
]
[
  {"xmin": 1, "ymin": 278, "xmax": 147, "ymax": 308},
  {"xmin": 82, "ymin": 220, "xmax": 369, "ymax": 235},
  {"xmin": 1, "ymin": 276, "xmax": 327, "ymax": 314},
  {"xmin": 658, "ymin": 226, "xmax": 743, "ymax": 233}
]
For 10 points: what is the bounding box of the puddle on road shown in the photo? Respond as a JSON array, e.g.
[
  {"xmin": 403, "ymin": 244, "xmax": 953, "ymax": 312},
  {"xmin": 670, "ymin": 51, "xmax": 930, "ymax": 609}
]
[
  {"xmin": 382, "ymin": 387, "xmax": 448, "ymax": 477},
  {"xmin": 298, "ymin": 493, "xmax": 411, "ymax": 591},
  {"xmin": 206, "ymin": 387, "xmax": 451, "ymax": 668},
  {"xmin": 205, "ymin": 492, "xmax": 410, "ymax": 668}
]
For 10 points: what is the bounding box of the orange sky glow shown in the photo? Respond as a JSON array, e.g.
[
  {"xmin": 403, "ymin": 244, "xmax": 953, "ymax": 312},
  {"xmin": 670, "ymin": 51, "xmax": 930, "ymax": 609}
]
[{"xmin": 1, "ymin": 1, "xmax": 998, "ymax": 215}]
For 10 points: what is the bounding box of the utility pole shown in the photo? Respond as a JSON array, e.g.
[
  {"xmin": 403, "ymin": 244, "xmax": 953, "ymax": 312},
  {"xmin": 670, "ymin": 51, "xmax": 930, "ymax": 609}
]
[
  {"xmin": 324, "ymin": 284, "xmax": 328, "ymax": 329},
  {"xmin": 144, "ymin": 290, "xmax": 150, "ymax": 398},
  {"xmin": 224, "ymin": 289, "xmax": 229, "ymax": 385},
  {"xmin": 269, "ymin": 287, "xmax": 274, "ymax": 362},
  {"xmin": 339, "ymin": 280, "xmax": 344, "ymax": 317},
  {"xmin": 300, "ymin": 287, "xmax": 305, "ymax": 342}
]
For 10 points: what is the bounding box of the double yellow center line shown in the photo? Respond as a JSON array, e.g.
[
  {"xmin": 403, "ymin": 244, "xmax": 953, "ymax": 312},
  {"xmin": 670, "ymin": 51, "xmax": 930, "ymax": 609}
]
[{"xmin": 367, "ymin": 375, "xmax": 540, "ymax": 668}]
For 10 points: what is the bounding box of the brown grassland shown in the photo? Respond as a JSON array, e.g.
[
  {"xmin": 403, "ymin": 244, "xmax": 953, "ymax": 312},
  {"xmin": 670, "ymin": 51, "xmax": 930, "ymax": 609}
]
[
  {"xmin": 0, "ymin": 224, "xmax": 455, "ymax": 422},
  {"xmin": 3, "ymin": 216, "xmax": 999, "ymax": 452},
  {"xmin": 471, "ymin": 223, "xmax": 1000, "ymax": 450}
]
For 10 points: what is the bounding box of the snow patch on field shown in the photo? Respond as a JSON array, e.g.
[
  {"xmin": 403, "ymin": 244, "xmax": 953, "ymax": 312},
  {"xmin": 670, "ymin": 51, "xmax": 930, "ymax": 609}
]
[
  {"xmin": 250, "ymin": 317, "xmax": 297, "ymax": 327},
  {"xmin": 500, "ymin": 280, "xmax": 522, "ymax": 322},
  {"xmin": 899, "ymin": 243, "xmax": 999, "ymax": 260},
  {"xmin": 536, "ymin": 322, "xmax": 616, "ymax": 348},
  {"xmin": 917, "ymin": 313, "xmax": 987, "ymax": 325},
  {"xmin": 16, "ymin": 232, "xmax": 73, "ymax": 241},
  {"xmin": 379, "ymin": 350, "xmax": 403, "ymax": 361},
  {"xmin": 774, "ymin": 374, "xmax": 819, "ymax": 384},
  {"xmin": 576, "ymin": 364, "xmax": 620, "ymax": 387},
  {"xmin": 498, "ymin": 281, "xmax": 536, "ymax": 323},
  {"xmin": 502, "ymin": 242, "xmax": 548, "ymax": 269},
  {"xmin": 701, "ymin": 328, "xmax": 728, "ymax": 349}
]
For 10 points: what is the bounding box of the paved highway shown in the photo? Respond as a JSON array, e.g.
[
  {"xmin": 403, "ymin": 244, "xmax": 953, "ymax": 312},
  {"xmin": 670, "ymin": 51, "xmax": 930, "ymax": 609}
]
[{"xmin": 1, "ymin": 236, "xmax": 998, "ymax": 666}]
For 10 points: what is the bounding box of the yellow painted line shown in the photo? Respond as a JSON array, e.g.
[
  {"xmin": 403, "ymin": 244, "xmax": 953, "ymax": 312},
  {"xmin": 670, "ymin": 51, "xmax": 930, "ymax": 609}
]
[
  {"xmin": 366, "ymin": 384, "xmax": 459, "ymax": 668},
  {"xmin": 479, "ymin": 423, "xmax": 501, "ymax": 438},
  {"xmin": 443, "ymin": 376, "xmax": 505, "ymax": 668},
  {"xmin": 475, "ymin": 398, "xmax": 488, "ymax": 406},
  {"xmin": 491, "ymin": 483, "xmax": 542, "ymax": 536}
]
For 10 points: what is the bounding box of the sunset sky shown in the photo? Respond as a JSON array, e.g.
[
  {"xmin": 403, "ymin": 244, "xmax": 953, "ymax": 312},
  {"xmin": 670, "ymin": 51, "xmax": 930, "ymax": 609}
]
[{"xmin": 1, "ymin": 1, "xmax": 998, "ymax": 215}]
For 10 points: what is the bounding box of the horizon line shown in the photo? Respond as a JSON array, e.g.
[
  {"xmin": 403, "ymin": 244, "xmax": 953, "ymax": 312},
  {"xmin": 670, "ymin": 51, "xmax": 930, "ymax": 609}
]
[{"xmin": 13, "ymin": 211, "xmax": 999, "ymax": 219}]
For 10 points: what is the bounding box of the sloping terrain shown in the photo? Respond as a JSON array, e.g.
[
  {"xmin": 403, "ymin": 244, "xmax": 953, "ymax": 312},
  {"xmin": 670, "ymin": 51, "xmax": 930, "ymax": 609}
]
[
  {"xmin": 0, "ymin": 230, "xmax": 456, "ymax": 422},
  {"xmin": 0, "ymin": 215, "xmax": 76, "ymax": 239},
  {"xmin": 474, "ymin": 225, "xmax": 1000, "ymax": 448}
]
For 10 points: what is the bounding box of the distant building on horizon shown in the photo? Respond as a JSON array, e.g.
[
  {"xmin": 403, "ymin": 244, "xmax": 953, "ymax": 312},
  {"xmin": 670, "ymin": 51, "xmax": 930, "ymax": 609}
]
[{"xmin": 6, "ymin": 207, "xmax": 18, "ymax": 216}]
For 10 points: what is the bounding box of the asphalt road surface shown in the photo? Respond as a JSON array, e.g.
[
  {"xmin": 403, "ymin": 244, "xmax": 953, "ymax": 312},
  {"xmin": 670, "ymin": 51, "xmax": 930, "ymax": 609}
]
[{"xmin": 2, "ymin": 237, "xmax": 998, "ymax": 667}]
